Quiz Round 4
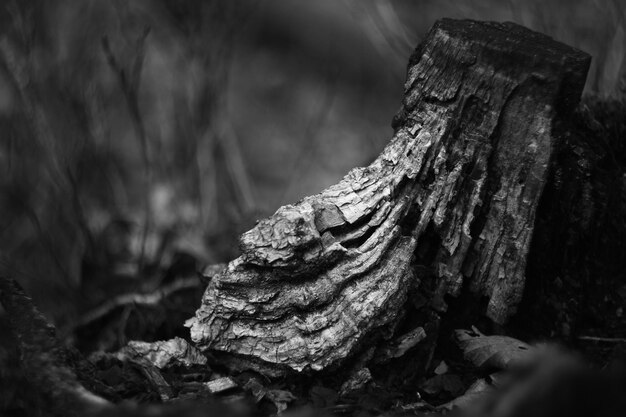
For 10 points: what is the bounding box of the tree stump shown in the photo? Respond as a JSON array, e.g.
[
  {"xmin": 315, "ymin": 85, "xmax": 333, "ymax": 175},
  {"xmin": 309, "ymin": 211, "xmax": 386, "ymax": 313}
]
[{"xmin": 188, "ymin": 19, "xmax": 590, "ymax": 376}]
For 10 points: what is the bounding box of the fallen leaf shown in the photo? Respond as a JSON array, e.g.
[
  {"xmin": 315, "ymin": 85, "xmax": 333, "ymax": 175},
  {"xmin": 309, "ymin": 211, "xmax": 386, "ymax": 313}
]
[
  {"xmin": 455, "ymin": 328, "xmax": 532, "ymax": 370},
  {"xmin": 488, "ymin": 370, "xmax": 510, "ymax": 388},
  {"xmin": 434, "ymin": 360, "xmax": 448, "ymax": 375}
]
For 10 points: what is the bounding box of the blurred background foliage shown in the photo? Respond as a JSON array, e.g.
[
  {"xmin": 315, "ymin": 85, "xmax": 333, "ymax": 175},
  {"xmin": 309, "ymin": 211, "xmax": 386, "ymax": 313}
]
[{"xmin": 0, "ymin": 0, "xmax": 624, "ymax": 324}]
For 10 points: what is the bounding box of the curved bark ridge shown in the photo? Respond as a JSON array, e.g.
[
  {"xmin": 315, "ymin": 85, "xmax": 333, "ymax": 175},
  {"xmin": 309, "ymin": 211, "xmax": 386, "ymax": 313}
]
[{"xmin": 189, "ymin": 19, "xmax": 590, "ymax": 375}]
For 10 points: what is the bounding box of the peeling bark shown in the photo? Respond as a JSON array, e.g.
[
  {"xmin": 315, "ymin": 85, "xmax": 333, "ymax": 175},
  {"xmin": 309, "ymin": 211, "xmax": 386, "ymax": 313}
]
[{"xmin": 189, "ymin": 19, "xmax": 590, "ymax": 376}]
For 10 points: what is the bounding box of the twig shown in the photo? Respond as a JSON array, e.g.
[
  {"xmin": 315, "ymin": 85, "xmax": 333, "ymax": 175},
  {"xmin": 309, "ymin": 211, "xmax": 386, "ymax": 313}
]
[
  {"xmin": 578, "ymin": 336, "xmax": 626, "ymax": 343},
  {"xmin": 73, "ymin": 277, "xmax": 203, "ymax": 330}
]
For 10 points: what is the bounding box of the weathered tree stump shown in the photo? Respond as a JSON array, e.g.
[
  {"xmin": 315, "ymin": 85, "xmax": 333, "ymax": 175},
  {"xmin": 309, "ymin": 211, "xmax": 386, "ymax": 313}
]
[{"xmin": 188, "ymin": 19, "xmax": 590, "ymax": 376}]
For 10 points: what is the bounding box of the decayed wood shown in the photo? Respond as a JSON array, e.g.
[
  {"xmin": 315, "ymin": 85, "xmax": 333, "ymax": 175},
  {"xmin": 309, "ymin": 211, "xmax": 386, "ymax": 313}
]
[
  {"xmin": 205, "ymin": 377, "xmax": 239, "ymax": 394},
  {"xmin": 189, "ymin": 19, "xmax": 590, "ymax": 375},
  {"xmin": 115, "ymin": 337, "xmax": 208, "ymax": 369}
]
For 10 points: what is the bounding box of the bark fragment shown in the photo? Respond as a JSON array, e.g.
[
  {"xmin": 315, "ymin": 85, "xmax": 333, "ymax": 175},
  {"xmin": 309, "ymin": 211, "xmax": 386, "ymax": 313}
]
[
  {"xmin": 189, "ymin": 19, "xmax": 590, "ymax": 375},
  {"xmin": 116, "ymin": 337, "xmax": 208, "ymax": 369},
  {"xmin": 205, "ymin": 377, "xmax": 238, "ymax": 394}
]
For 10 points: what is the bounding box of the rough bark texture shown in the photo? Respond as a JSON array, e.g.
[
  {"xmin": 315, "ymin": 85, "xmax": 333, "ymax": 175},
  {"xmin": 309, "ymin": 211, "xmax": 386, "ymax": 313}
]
[{"xmin": 189, "ymin": 19, "xmax": 590, "ymax": 376}]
